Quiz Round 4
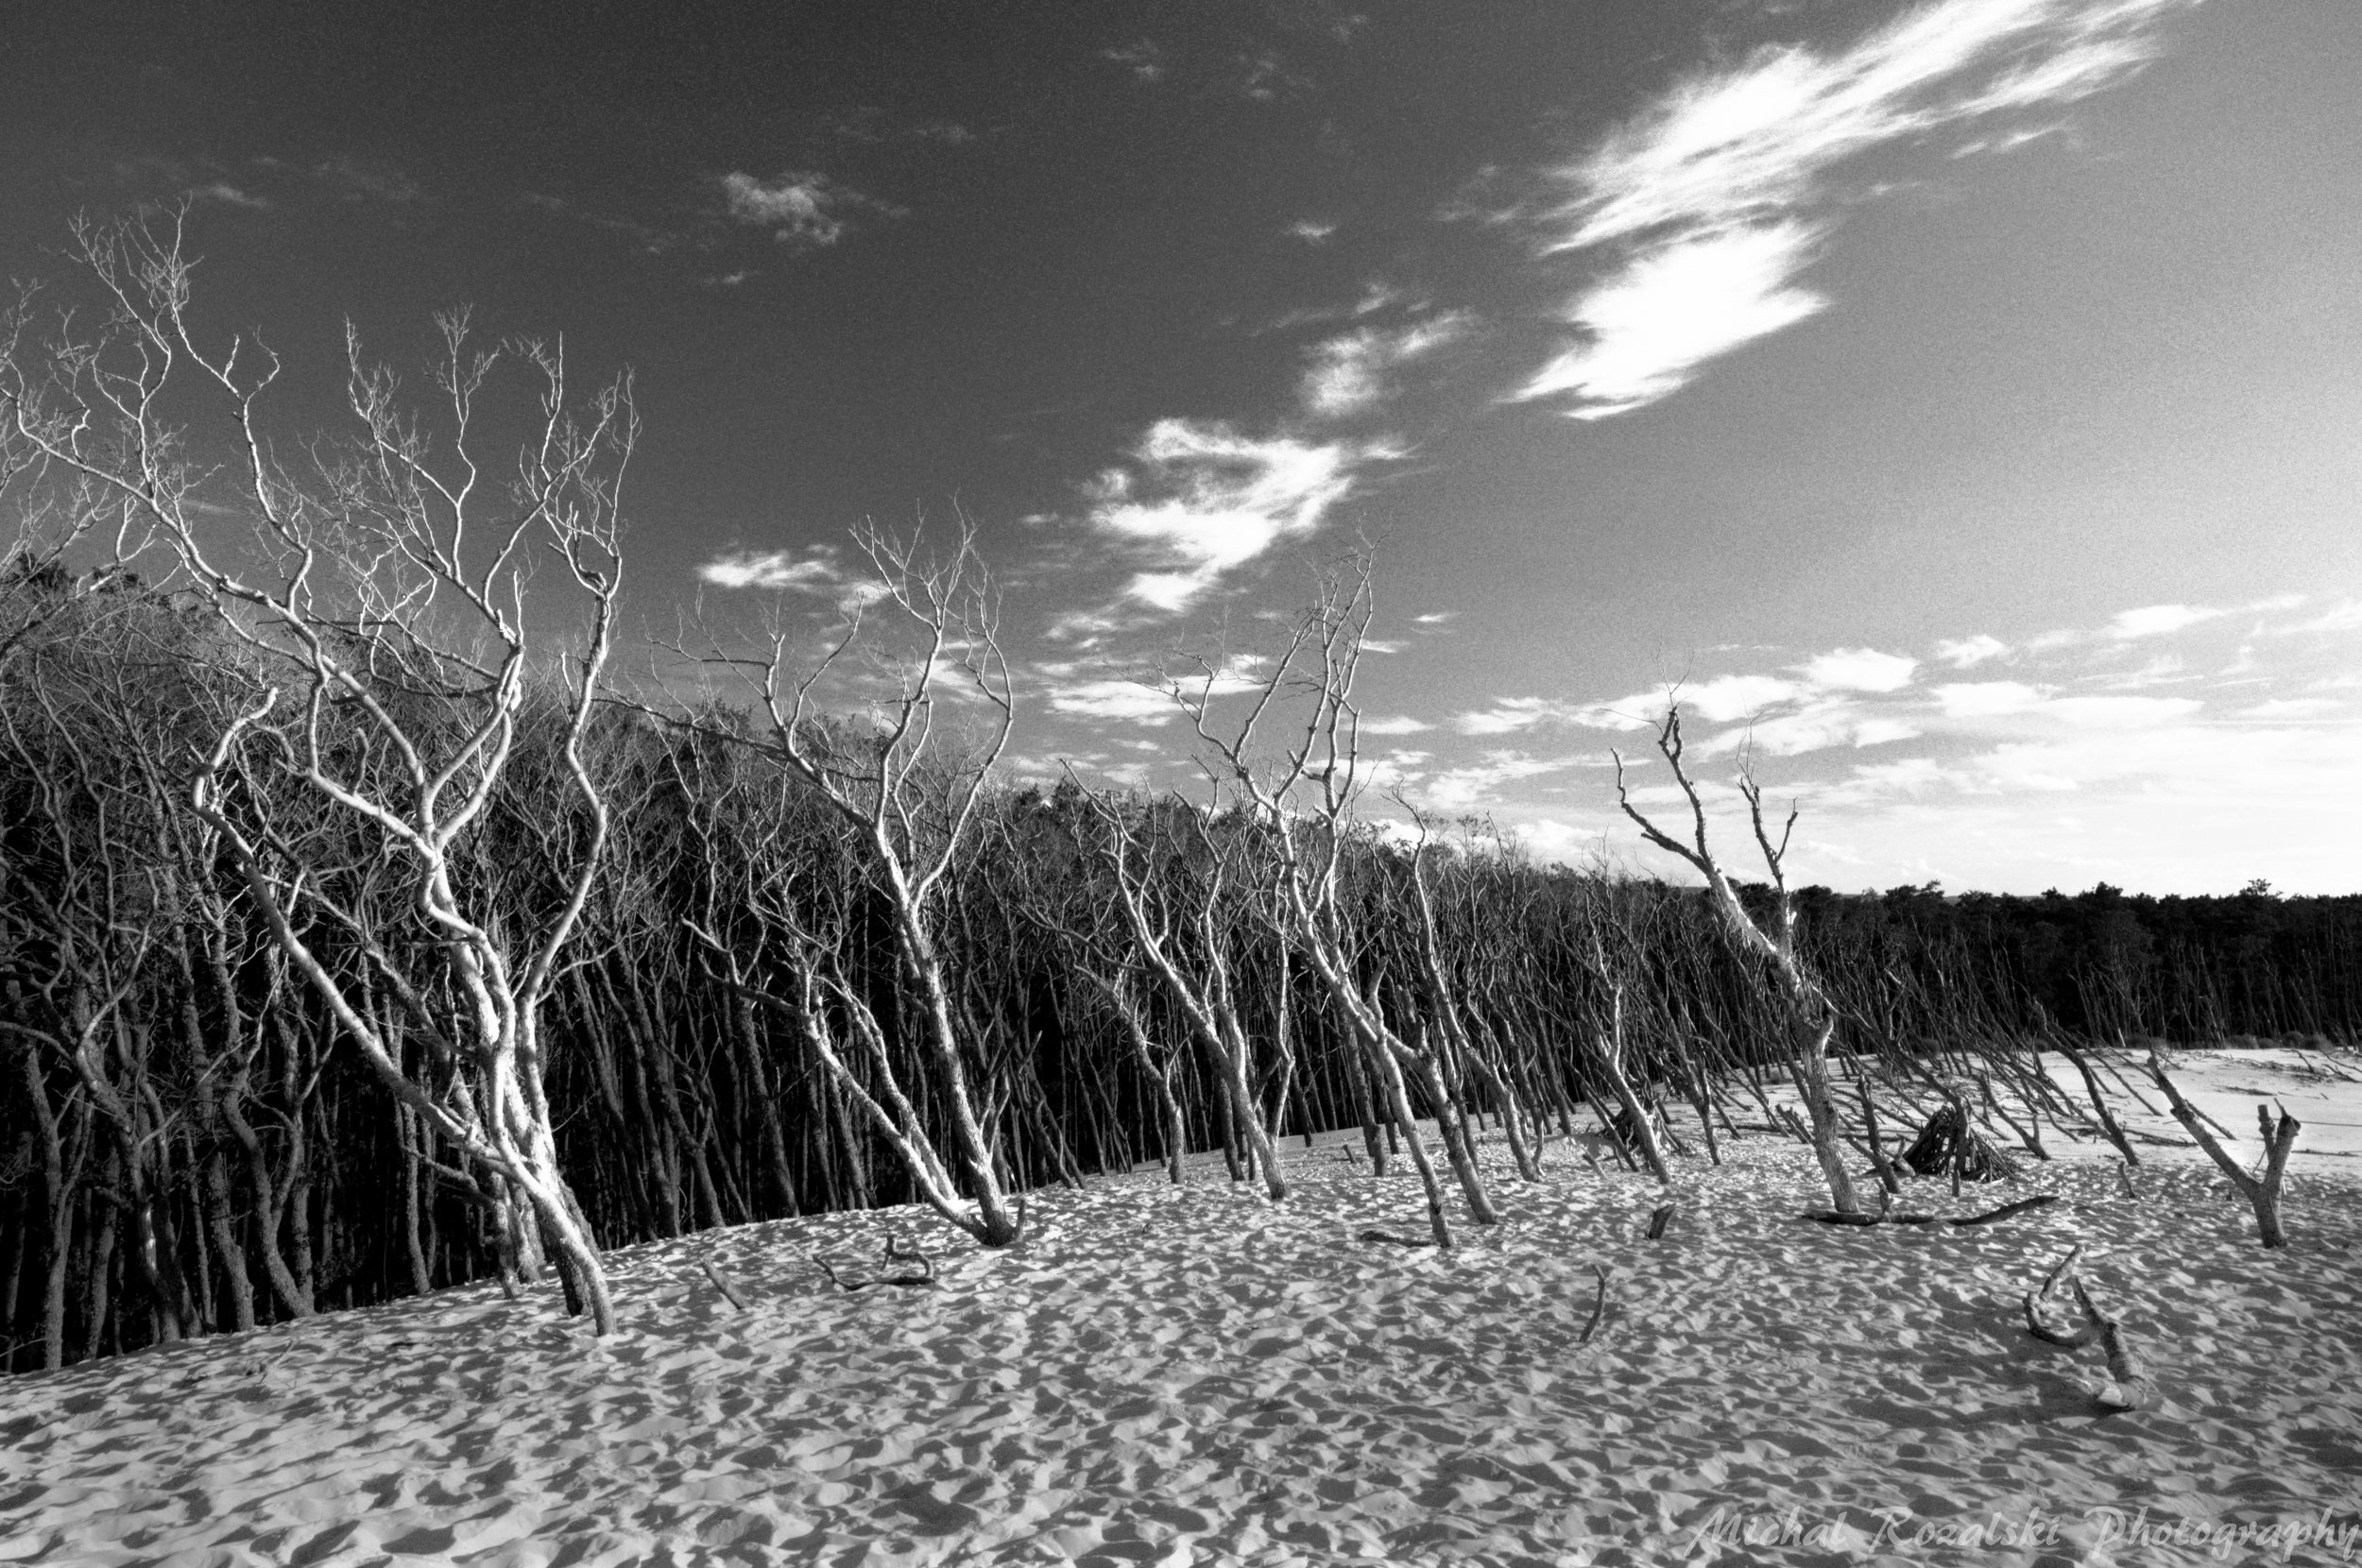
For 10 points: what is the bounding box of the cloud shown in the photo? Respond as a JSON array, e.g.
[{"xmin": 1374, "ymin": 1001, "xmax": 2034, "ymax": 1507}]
[
  {"xmin": 1288, "ymin": 219, "xmax": 1338, "ymax": 244},
  {"xmin": 1044, "ymin": 680, "xmax": 1184, "ymax": 724},
  {"xmin": 1514, "ymin": 223, "xmax": 1827, "ymax": 418},
  {"xmin": 720, "ymin": 171, "xmax": 898, "ymax": 248},
  {"xmin": 1301, "ymin": 315, "xmax": 1469, "ymax": 418},
  {"xmin": 1516, "ymin": 0, "xmax": 2199, "ymax": 417},
  {"xmin": 1935, "ymin": 633, "xmax": 2010, "ymax": 668},
  {"xmin": 192, "ymin": 182, "xmax": 268, "ymax": 210},
  {"xmin": 1457, "ymin": 695, "xmax": 1653, "ymax": 736},
  {"xmin": 1802, "ymin": 647, "xmax": 1917, "ymax": 692},
  {"xmin": 1935, "ymin": 680, "xmax": 2045, "ymax": 717},
  {"xmin": 1680, "ymin": 673, "xmax": 1807, "ymax": 723},
  {"xmin": 1103, "ymin": 41, "xmax": 1167, "ymax": 81},
  {"xmin": 1511, "ymin": 817, "xmax": 1605, "ymax": 864},
  {"xmin": 1360, "ymin": 714, "xmax": 1432, "ymax": 736},
  {"xmin": 312, "ymin": 158, "xmax": 421, "ymax": 204},
  {"xmin": 1083, "ymin": 419, "xmax": 1375, "ymax": 611},
  {"xmin": 694, "ymin": 547, "xmax": 887, "ymax": 608},
  {"xmin": 1046, "ymin": 656, "xmax": 1269, "ymax": 725},
  {"xmin": 1418, "ymin": 751, "xmax": 1582, "ymax": 811},
  {"xmin": 2107, "ymin": 603, "xmax": 2221, "ymax": 639}
]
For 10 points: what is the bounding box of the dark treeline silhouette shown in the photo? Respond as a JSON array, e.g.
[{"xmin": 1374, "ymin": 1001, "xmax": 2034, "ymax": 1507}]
[
  {"xmin": 3, "ymin": 565, "xmax": 2354, "ymax": 1370},
  {"xmin": 3, "ymin": 216, "xmax": 2351, "ymax": 1372}
]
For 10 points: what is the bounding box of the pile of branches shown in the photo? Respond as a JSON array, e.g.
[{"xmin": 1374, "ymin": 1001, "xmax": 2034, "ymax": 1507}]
[{"xmin": 1901, "ymin": 1103, "xmax": 2021, "ymax": 1184}]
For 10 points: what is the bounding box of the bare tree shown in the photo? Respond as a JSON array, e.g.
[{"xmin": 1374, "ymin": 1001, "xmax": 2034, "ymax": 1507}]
[
  {"xmin": 1070, "ymin": 788, "xmax": 1288, "ymax": 1200},
  {"xmin": 673, "ymin": 524, "xmax": 1026, "ymax": 1247},
  {"xmin": 3, "ymin": 216, "xmax": 633, "ymax": 1331},
  {"xmin": 1172, "ymin": 564, "xmax": 1495, "ymax": 1245},
  {"xmin": 1615, "ymin": 707, "xmax": 1859, "ymax": 1214}
]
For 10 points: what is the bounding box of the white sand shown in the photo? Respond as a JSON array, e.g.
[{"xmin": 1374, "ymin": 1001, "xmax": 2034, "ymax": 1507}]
[{"xmin": 4, "ymin": 1048, "xmax": 2359, "ymax": 1567}]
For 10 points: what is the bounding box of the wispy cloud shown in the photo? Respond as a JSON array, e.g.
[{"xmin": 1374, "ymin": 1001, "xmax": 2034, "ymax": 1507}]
[
  {"xmin": 719, "ymin": 171, "xmax": 899, "ymax": 248},
  {"xmin": 192, "ymin": 181, "xmax": 268, "ymax": 210},
  {"xmin": 1301, "ymin": 314, "xmax": 1468, "ymax": 418},
  {"xmin": 695, "ymin": 546, "xmax": 886, "ymax": 609},
  {"xmin": 1102, "ymin": 41, "xmax": 1167, "ymax": 82},
  {"xmin": 2106, "ymin": 603, "xmax": 2220, "ymax": 639},
  {"xmin": 1515, "ymin": 222, "xmax": 1825, "ymax": 417},
  {"xmin": 1514, "ymin": 0, "xmax": 2199, "ymax": 418},
  {"xmin": 1044, "ymin": 655, "xmax": 1270, "ymax": 725},
  {"xmin": 1935, "ymin": 633, "xmax": 2010, "ymax": 669},
  {"xmin": 1803, "ymin": 647, "xmax": 1917, "ymax": 691},
  {"xmin": 1082, "ymin": 419, "xmax": 1379, "ymax": 611},
  {"xmin": 1412, "ymin": 750, "xmax": 1584, "ymax": 811},
  {"xmin": 310, "ymin": 157, "xmax": 421, "ymax": 205}
]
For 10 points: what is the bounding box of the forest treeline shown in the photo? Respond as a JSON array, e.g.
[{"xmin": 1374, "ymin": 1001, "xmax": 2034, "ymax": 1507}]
[
  {"xmin": 2, "ymin": 218, "xmax": 2353, "ymax": 1373},
  {"xmin": 3, "ymin": 563, "xmax": 2354, "ymax": 1372}
]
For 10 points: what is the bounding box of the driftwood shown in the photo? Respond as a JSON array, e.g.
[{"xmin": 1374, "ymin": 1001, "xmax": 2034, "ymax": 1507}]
[
  {"xmin": 1356, "ymin": 1227, "xmax": 1438, "ymax": 1248},
  {"xmin": 1802, "ymin": 1208, "xmax": 1936, "ymax": 1226},
  {"xmin": 699, "ymin": 1253, "xmax": 751, "ymax": 1311},
  {"xmin": 2074, "ymin": 1277, "xmax": 2158, "ymax": 1412},
  {"xmin": 1800, "ymin": 1193, "xmax": 2057, "ymax": 1228},
  {"xmin": 2021, "ymin": 1245, "xmax": 2091, "ymax": 1346},
  {"xmin": 1577, "ymin": 1265, "xmax": 1611, "ymax": 1345},
  {"xmin": 2021, "ymin": 1247, "xmax": 2156, "ymax": 1412},
  {"xmin": 1949, "ymin": 1194, "xmax": 2061, "ymax": 1227},
  {"xmin": 2147, "ymin": 1052, "xmax": 2301, "ymax": 1248},
  {"xmin": 1645, "ymin": 1204, "xmax": 1675, "ymax": 1241},
  {"xmin": 816, "ymin": 1230, "xmax": 939, "ymax": 1291}
]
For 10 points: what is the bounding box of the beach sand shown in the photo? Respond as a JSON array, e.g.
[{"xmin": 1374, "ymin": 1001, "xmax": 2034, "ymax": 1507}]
[{"xmin": 3, "ymin": 1048, "xmax": 2358, "ymax": 1567}]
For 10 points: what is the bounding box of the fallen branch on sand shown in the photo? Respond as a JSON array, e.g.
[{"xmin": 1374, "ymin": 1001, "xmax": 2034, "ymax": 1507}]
[
  {"xmin": 815, "ymin": 1231, "xmax": 938, "ymax": 1291},
  {"xmin": 699, "ymin": 1254, "xmax": 750, "ymax": 1311},
  {"xmin": 1644, "ymin": 1204, "xmax": 1675, "ymax": 1240},
  {"xmin": 2022, "ymin": 1245, "xmax": 2091, "ymax": 1346},
  {"xmin": 1356, "ymin": 1227, "xmax": 1437, "ymax": 1248},
  {"xmin": 1800, "ymin": 1192, "xmax": 2060, "ymax": 1228},
  {"xmin": 2074, "ymin": 1277, "xmax": 2157, "ymax": 1413},
  {"xmin": 2020, "ymin": 1246, "xmax": 2156, "ymax": 1411},
  {"xmin": 1948, "ymin": 1194, "xmax": 2061, "ymax": 1227},
  {"xmin": 1577, "ymin": 1265, "xmax": 1611, "ymax": 1345}
]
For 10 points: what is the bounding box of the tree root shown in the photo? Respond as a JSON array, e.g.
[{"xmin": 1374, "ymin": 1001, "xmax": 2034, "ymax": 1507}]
[{"xmin": 1645, "ymin": 1204, "xmax": 1675, "ymax": 1240}]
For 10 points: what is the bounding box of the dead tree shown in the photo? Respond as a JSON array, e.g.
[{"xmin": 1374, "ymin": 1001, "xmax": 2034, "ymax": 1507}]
[
  {"xmin": 1072, "ymin": 788, "xmax": 1287, "ymax": 1201},
  {"xmin": 2148, "ymin": 1050, "xmax": 2301, "ymax": 1248},
  {"xmin": 1395, "ymin": 808, "xmax": 1543, "ymax": 1183},
  {"xmin": 1614, "ymin": 707, "xmax": 1859, "ymax": 1214},
  {"xmin": 672, "ymin": 525, "xmax": 1026, "ymax": 1248},
  {"xmin": 6, "ymin": 216, "xmax": 632, "ymax": 1331},
  {"xmin": 1172, "ymin": 564, "xmax": 1486, "ymax": 1246}
]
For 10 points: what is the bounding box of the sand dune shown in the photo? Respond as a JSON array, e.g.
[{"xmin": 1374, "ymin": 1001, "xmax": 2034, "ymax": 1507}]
[{"xmin": 4, "ymin": 1048, "xmax": 2359, "ymax": 1566}]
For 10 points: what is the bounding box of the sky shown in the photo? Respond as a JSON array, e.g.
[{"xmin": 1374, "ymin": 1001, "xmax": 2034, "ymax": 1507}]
[{"xmin": 7, "ymin": 0, "xmax": 2359, "ymax": 895}]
